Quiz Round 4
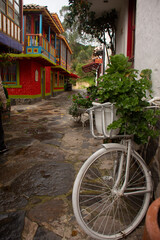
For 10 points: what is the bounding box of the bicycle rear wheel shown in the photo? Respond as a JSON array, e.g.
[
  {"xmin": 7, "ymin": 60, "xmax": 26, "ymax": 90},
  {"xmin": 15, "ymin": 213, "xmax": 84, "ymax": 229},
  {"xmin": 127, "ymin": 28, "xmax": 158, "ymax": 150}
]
[{"xmin": 72, "ymin": 144, "xmax": 152, "ymax": 240}]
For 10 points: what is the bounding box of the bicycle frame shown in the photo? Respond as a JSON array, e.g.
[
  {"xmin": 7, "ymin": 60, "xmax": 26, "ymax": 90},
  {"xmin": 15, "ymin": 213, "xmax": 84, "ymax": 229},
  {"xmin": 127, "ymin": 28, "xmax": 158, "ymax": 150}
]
[
  {"xmin": 88, "ymin": 102, "xmax": 153, "ymax": 196},
  {"xmin": 112, "ymin": 139, "xmax": 132, "ymax": 196}
]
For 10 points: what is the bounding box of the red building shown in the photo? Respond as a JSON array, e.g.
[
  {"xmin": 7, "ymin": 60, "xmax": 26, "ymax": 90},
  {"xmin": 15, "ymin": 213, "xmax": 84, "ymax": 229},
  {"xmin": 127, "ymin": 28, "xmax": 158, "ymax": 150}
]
[{"xmin": 1, "ymin": 4, "xmax": 74, "ymax": 104}]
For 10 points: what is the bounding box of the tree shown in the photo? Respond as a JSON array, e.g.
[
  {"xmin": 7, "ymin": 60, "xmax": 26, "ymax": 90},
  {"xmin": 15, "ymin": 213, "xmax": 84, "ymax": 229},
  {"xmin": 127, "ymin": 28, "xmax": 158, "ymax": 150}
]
[
  {"xmin": 65, "ymin": 0, "xmax": 117, "ymax": 56},
  {"xmin": 59, "ymin": 5, "xmax": 96, "ymax": 77}
]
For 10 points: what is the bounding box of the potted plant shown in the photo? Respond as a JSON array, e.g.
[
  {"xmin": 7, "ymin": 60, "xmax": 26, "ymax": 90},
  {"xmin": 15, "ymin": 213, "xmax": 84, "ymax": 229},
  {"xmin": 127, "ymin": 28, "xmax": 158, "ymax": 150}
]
[
  {"xmin": 96, "ymin": 54, "xmax": 159, "ymax": 144},
  {"xmin": 69, "ymin": 93, "xmax": 92, "ymax": 120},
  {"xmin": 69, "ymin": 54, "xmax": 159, "ymax": 144}
]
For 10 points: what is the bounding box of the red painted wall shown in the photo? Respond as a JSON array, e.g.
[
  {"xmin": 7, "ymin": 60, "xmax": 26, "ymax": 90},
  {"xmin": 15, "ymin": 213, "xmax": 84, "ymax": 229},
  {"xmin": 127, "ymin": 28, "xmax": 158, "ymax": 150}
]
[{"xmin": 7, "ymin": 59, "xmax": 42, "ymax": 96}]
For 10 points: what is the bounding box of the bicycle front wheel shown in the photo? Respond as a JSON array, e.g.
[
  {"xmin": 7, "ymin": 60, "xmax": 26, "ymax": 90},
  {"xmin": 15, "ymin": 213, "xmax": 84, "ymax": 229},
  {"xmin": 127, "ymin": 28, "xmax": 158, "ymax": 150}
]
[{"xmin": 72, "ymin": 144, "xmax": 152, "ymax": 240}]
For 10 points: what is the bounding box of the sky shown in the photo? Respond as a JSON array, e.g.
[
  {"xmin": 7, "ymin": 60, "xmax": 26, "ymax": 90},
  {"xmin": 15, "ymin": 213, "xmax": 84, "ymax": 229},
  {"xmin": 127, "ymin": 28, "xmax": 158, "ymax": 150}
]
[{"xmin": 23, "ymin": 0, "xmax": 69, "ymax": 16}]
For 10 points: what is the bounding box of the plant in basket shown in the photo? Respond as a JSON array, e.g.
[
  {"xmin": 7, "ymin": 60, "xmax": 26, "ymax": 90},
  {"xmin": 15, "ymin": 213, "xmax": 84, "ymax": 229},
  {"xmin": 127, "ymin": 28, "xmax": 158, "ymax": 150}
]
[{"xmin": 96, "ymin": 54, "xmax": 159, "ymax": 144}]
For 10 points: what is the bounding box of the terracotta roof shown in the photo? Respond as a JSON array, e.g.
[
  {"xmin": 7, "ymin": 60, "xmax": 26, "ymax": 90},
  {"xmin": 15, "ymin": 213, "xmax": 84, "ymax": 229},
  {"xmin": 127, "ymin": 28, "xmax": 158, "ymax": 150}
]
[
  {"xmin": 69, "ymin": 73, "xmax": 80, "ymax": 79},
  {"xmin": 23, "ymin": 4, "xmax": 47, "ymax": 10},
  {"xmin": 82, "ymin": 62, "xmax": 101, "ymax": 73}
]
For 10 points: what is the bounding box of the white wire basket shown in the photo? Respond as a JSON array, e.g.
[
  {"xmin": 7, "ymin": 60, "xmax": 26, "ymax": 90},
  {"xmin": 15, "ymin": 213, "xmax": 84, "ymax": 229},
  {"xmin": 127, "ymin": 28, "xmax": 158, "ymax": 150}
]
[{"xmin": 88, "ymin": 102, "xmax": 119, "ymax": 139}]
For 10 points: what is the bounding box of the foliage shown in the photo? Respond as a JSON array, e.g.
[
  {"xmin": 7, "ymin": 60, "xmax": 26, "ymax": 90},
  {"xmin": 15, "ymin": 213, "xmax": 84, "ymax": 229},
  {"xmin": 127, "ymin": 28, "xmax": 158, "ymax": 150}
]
[
  {"xmin": 66, "ymin": 0, "xmax": 118, "ymax": 55},
  {"xmin": 69, "ymin": 54, "xmax": 160, "ymax": 144},
  {"xmin": 0, "ymin": 53, "xmax": 15, "ymax": 67},
  {"xmin": 3, "ymin": 87, "xmax": 9, "ymax": 99},
  {"xmin": 69, "ymin": 42, "xmax": 95, "ymax": 75},
  {"xmin": 69, "ymin": 90, "xmax": 98, "ymax": 118},
  {"xmin": 97, "ymin": 54, "xmax": 159, "ymax": 144},
  {"xmin": 79, "ymin": 76, "xmax": 95, "ymax": 85},
  {"xmin": 60, "ymin": 5, "xmax": 98, "ymax": 79},
  {"xmin": 75, "ymin": 63, "xmax": 95, "ymax": 78}
]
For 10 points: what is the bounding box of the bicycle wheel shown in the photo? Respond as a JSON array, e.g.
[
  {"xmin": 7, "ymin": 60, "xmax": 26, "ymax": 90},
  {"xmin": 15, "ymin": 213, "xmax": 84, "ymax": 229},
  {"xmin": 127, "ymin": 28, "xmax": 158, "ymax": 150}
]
[{"xmin": 72, "ymin": 143, "xmax": 152, "ymax": 240}]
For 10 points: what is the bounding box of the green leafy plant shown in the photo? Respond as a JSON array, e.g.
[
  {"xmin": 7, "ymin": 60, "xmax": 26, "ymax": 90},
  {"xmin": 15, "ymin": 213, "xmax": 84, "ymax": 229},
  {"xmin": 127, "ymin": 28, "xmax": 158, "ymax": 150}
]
[
  {"xmin": 66, "ymin": 0, "xmax": 117, "ymax": 56},
  {"xmin": 97, "ymin": 54, "xmax": 159, "ymax": 144},
  {"xmin": 69, "ymin": 54, "xmax": 159, "ymax": 144},
  {"xmin": 69, "ymin": 93, "xmax": 93, "ymax": 118}
]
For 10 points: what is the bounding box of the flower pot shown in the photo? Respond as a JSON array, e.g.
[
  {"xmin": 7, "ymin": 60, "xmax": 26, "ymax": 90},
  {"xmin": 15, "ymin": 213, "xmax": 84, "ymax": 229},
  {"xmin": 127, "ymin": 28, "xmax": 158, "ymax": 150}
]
[
  {"xmin": 92, "ymin": 102, "xmax": 119, "ymax": 137},
  {"xmin": 143, "ymin": 198, "xmax": 160, "ymax": 240}
]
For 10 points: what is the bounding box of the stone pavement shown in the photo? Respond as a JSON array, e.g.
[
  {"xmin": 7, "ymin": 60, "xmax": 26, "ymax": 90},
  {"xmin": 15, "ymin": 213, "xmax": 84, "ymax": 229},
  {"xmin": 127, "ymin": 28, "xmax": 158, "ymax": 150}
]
[{"xmin": 0, "ymin": 91, "xmax": 144, "ymax": 240}]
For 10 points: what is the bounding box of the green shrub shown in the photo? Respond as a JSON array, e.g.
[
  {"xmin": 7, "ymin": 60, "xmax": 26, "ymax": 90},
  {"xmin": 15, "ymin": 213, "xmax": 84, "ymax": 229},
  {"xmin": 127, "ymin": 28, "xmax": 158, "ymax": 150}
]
[
  {"xmin": 97, "ymin": 54, "xmax": 159, "ymax": 144},
  {"xmin": 69, "ymin": 54, "xmax": 160, "ymax": 144}
]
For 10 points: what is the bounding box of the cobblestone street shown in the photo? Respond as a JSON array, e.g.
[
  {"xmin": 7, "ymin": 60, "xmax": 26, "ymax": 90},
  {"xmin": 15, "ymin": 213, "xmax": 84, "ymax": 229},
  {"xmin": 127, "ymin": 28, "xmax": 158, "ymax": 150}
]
[{"xmin": 0, "ymin": 90, "xmax": 144, "ymax": 240}]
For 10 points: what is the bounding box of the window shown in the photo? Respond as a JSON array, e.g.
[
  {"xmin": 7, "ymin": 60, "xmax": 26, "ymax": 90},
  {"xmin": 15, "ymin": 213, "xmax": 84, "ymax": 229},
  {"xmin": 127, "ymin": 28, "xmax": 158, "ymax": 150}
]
[
  {"xmin": 1, "ymin": 0, "xmax": 20, "ymax": 26},
  {"xmin": 9, "ymin": 0, "xmax": 13, "ymax": 5},
  {"xmin": 0, "ymin": 0, "xmax": 6, "ymax": 13},
  {"xmin": 8, "ymin": 5, "xmax": 14, "ymax": 18},
  {"xmin": 14, "ymin": 12, "xmax": 19, "ymax": 25},
  {"xmin": 26, "ymin": 16, "xmax": 31, "ymax": 34},
  {"xmin": 56, "ymin": 39, "xmax": 60, "ymax": 58},
  {"xmin": 1, "ymin": 64, "xmax": 17, "ymax": 84},
  {"xmin": 35, "ymin": 70, "xmax": 38, "ymax": 82},
  {"xmin": 14, "ymin": 2, "xmax": 19, "ymax": 13}
]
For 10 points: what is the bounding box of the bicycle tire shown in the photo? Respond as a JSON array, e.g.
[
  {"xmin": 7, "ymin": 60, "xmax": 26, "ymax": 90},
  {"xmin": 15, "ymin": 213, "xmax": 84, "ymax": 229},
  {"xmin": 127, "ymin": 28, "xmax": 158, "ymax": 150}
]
[{"xmin": 72, "ymin": 143, "xmax": 152, "ymax": 240}]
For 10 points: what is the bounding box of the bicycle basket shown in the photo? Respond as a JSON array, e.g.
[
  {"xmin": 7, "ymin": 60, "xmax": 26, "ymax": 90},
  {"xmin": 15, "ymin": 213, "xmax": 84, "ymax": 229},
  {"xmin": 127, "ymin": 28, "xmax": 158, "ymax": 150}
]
[{"xmin": 89, "ymin": 102, "xmax": 119, "ymax": 139}]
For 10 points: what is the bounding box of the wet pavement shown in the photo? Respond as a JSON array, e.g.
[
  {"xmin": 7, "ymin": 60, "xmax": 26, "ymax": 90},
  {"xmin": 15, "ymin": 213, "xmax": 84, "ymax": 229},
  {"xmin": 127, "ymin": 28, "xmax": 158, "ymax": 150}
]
[{"xmin": 0, "ymin": 90, "xmax": 144, "ymax": 240}]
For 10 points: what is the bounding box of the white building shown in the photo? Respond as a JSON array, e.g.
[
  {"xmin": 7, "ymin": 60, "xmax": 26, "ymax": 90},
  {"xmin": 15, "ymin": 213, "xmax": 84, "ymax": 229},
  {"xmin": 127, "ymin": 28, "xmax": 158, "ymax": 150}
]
[{"xmin": 88, "ymin": 0, "xmax": 160, "ymax": 97}]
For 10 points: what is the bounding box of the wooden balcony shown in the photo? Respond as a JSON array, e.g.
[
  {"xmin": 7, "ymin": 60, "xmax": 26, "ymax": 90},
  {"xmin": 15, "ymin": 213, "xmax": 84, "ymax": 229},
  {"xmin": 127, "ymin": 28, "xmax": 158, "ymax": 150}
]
[{"xmin": 25, "ymin": 34, "xmax": 58, "ymax": 64}]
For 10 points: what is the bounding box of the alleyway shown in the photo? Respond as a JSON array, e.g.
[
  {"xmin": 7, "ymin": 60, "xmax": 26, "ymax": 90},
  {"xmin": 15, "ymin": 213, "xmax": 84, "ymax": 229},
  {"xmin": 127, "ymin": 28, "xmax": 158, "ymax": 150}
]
[{"xmin": 0, "ymin": 91, "xmax": 144, "ymax": 240}]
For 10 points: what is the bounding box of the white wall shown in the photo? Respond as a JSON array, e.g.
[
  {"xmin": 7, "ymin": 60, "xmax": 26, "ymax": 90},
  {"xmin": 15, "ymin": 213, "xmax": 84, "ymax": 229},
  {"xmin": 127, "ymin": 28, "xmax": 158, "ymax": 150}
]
[
  {"xmin": 116, "ymin": 0, "xmax": 128, "ymax": 56},
  {"xmin": 134, "ymin": 0, "xmax": 160, "ymax": 97}
]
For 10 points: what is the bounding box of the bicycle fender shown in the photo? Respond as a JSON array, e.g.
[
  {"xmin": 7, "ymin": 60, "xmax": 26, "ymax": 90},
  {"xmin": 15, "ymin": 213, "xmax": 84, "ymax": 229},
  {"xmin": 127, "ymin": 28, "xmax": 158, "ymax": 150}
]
[{"xmin": 102, "ymin": 143, "xmax": 126, "ymax": 150}]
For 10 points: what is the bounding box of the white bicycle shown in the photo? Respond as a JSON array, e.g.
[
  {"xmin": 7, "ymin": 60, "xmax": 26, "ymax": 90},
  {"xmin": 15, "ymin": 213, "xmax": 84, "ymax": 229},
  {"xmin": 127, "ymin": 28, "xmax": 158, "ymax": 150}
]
[{"xmin": 72, "ymin": 100, "xmax": 159, "ymax": 240}]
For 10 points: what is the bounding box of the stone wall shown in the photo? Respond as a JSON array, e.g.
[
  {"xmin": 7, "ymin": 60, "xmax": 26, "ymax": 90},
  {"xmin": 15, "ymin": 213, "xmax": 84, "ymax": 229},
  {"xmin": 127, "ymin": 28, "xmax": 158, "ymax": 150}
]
[{"xmin": 142, "ymin": 120, "xmax": 160, "ymax": 198}]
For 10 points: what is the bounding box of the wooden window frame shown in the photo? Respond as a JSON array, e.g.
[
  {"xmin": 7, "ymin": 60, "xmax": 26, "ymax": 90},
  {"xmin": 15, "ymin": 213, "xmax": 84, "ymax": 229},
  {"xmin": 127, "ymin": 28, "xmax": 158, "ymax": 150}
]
[
  {"xmin": 1, "ymin": 63, "xmax": 17, "ymax": 85},
  {"xmin": 2, "ymin": 0, "xmax": 20, "ymax": 26}
]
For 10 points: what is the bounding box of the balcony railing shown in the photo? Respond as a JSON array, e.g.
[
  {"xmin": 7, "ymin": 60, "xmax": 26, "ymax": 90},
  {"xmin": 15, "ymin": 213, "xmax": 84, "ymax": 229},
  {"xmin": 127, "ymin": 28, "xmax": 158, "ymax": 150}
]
[
  {"xmin": 25, "ymin": 34, "xmax": 57, "ymax": 64},
  {"xmin": 25, "ymin": 34, "xmax": 71, "ymax": 71}
]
